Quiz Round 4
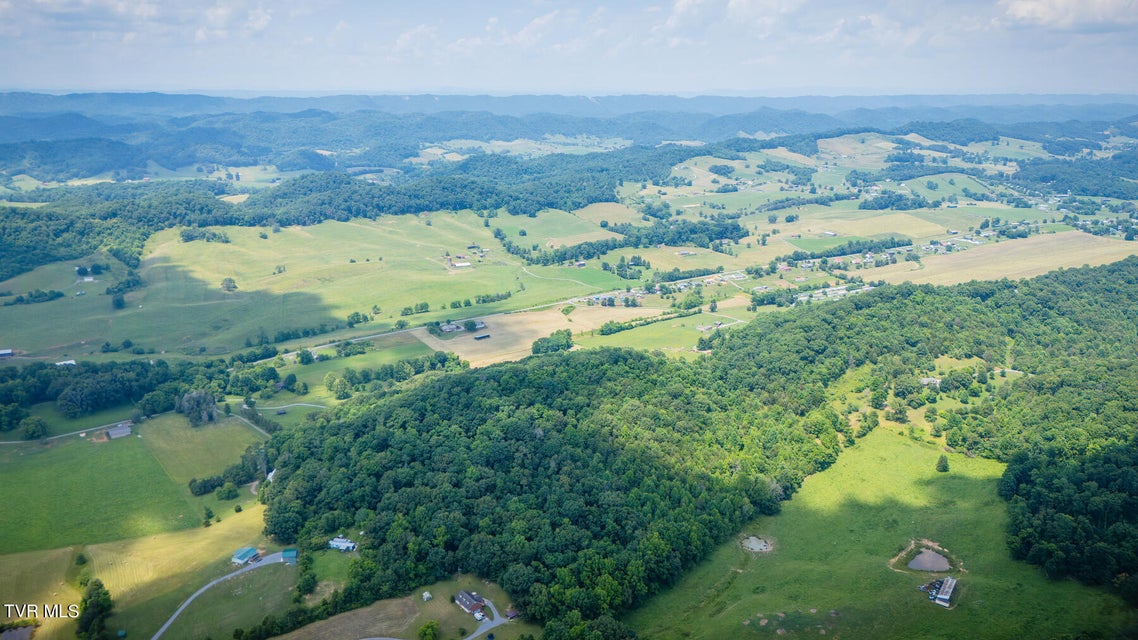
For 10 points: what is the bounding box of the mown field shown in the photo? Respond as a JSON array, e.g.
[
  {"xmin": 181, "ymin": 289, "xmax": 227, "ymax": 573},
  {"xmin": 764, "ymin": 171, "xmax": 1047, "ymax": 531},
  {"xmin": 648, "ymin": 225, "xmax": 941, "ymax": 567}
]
[{"xmin": 625, "ymin": 426, "xmax": 1138, "ymax": 640}]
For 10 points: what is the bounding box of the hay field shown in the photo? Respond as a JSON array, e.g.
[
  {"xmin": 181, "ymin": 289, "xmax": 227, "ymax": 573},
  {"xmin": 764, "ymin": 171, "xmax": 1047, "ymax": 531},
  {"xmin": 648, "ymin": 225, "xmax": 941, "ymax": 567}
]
[
  {"xmin": 413, "ymin": 304, "xmax": 669, "ymax": 367},
  {"xmin": 874, "ymin": 232, "xmax": 1137, "ymax": 285},
  {"xmin": 572, "ymin": 202, "xmax": 647, "ymax": 226}
]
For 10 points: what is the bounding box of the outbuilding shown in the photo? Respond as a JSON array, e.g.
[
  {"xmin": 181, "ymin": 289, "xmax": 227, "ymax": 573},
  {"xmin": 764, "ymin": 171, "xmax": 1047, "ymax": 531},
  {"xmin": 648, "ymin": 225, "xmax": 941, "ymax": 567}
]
[
  {"xmin": 935, "ymin": 576, "xmax": 957, "ymax": 607},
  {"xmin": 107, "ymin": 422, "xmax": 133, "ymax": 439},
  {"xmin": 231, "ymin": 547, "xmax": 259, "ymax": 565},
  {"xmin": 282, "ymin": 548, "xmax": 298, "ymax": 565}
]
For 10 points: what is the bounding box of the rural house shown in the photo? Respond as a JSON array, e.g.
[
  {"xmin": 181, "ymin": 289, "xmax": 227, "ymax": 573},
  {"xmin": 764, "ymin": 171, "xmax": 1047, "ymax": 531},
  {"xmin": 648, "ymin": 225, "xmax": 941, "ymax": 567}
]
[
  {"xmin": 329, "ymin": 536, "xmax": 357, "ymax": 551},
  {"xmin": 455, "ymin": 590, "xmax": 485, "ymax": 613}
]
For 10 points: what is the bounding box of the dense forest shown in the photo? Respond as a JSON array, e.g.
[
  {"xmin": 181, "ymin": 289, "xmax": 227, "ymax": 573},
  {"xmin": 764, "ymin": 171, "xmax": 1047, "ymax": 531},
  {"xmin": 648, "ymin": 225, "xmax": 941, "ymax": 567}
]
[{"xmin": 234, "ymin": 259, "xmax": 1138, "ymax": 639}]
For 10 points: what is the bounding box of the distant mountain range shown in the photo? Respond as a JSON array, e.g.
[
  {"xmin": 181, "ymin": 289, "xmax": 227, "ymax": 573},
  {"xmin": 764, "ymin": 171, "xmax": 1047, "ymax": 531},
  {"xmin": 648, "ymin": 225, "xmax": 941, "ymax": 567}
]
[{"xmin": 2, "ymin": 91, "xmax": 1138, "ymax": 126}]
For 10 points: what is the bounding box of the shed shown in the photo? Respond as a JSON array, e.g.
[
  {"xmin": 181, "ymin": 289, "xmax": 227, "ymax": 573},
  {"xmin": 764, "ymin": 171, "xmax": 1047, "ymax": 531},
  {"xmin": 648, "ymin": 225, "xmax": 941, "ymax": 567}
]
[
  {"xmin": 107, "ymin": 422, "xmax": 133, "ymax": 439},
  {"xmin": 231, "ymin": 547, "xmax": 259, "ymax": 565},
  {"xmin": 935, "ymin": 576, "xmax": 957, "ymax": 607},
  {"xmin": 282, "ymin": 548, "xmax": 298, "ymax": 565},
  {"xmin": 0, "ymin": 349, "xmax": 12, "ymax": 358}
]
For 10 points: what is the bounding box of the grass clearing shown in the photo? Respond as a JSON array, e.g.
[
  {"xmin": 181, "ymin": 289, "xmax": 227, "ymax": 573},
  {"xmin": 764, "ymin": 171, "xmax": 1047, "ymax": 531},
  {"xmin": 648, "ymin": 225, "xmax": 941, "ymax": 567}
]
[
  {"xmin": 276, "ymin": 574, "xmax": 542, "ymax": 640},
  {"xmin": 625, "ymin": 427, "xmax": 1138, "ymax": 639},
  {"xmin": 573, "ymin": 202, "xmax": 646, "ymax": 226},
  {"xmin": 161, "ymin": 562, "xmax": 297, "ymax": 640},
  {"xmin": 0, "ymin": 414, "xmax": 263, "ymax": 554},
  {"xmin": 140, "ymin": 413, "xmax": 265, "ymax": 484}
]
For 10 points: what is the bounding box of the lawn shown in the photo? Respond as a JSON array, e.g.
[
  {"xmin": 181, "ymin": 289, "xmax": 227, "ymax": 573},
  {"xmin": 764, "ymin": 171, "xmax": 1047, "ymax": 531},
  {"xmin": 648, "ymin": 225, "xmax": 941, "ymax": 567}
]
[
  {"xmin": 139, "ymin": 413, "xmax": 265, "ymax": 484},
  {"xmin": 625, "ymin": 427, "xmax": 1138, "ymax": 639}
]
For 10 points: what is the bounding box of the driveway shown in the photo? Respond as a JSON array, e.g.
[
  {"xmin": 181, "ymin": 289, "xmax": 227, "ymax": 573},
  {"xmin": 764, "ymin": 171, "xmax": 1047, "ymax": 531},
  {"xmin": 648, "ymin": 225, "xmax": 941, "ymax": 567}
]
[{"xmin": 150, "ymin": 552, "xmax": 284, "ymax": 640}]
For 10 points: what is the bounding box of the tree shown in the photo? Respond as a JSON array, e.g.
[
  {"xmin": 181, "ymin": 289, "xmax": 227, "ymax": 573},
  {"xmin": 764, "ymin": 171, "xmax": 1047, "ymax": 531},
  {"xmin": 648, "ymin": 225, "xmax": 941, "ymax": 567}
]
[
  {"xmin": 111, "ymin": 293, "xmax": 125, "ymax": 310},
  {"xmin": 417, "ymin": 620, "xmax": 440, "ymax": 640},
  {"xmin": 19, "ymin": 416, "xmax": 48, "ymax": 440},
  {"xmin": 76, "ymin": 579, "xmax": 114, "ymax": 640},
  {"xmin": 463, "ymin": 320, "xmax": 478, "ymax": 332},
  {"xmin": 221, "ymin": 277, "xmax": 238, "ymax": 292},
  {"xmin": 936, "ymin": 454, "xmax": 950, "ymax": 473}
]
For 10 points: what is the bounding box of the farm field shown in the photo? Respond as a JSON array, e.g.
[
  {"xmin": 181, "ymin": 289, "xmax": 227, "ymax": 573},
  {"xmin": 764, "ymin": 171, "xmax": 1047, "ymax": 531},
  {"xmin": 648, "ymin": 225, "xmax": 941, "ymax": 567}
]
[
  {"xmin": 0, "ymin": 415, "xmax": 262, "ymax": 555},
  {"xmin": 413, "ymin": 302, "xmax": 667, "ymax": 367},
  {"xmin": 625, "ymin": 426, "xmax": 1138, "ymax": 640},
  {"xmin": 0, "ymin": 212, "xmax": 629, "ymax": 360},
  {"xmin": 874, "ymin": 232, "xmax": 1138, "ymax": 285}
]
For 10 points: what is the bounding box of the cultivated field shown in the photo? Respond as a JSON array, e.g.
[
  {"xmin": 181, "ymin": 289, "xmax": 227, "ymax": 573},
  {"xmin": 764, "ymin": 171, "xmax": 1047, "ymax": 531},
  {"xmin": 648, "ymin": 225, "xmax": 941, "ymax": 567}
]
[{"xmin": 625, "ymin": 427, "xmax": 1138, "ymax": 639}]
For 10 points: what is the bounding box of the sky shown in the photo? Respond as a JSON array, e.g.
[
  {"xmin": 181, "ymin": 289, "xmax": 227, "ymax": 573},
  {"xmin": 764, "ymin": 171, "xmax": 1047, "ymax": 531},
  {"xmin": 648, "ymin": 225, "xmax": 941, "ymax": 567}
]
[{"xmin": 1, "ymin": 0, "xmax": 1137, "ymax": 96}]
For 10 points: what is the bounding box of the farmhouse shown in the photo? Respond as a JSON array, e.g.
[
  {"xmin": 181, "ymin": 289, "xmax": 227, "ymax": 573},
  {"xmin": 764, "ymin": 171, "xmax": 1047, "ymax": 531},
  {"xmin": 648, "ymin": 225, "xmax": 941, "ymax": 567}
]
[
  {"xmin": 936, "ymin": 576, "xmax": 957, "ymax": 607},
  {"xmin": 329, "ymin": 536, "xmax": 357, "ymax": 551},
  {"xmin": 106, "ymin": 421, "xmax": 133, "ymax": 439},
  {"xmin": 455, "ymin": 590, "xmax": 485, "ymax": 613},
  {"xmin": 231, "ymin": 547, "xmax": 259, "ymax": 565}
]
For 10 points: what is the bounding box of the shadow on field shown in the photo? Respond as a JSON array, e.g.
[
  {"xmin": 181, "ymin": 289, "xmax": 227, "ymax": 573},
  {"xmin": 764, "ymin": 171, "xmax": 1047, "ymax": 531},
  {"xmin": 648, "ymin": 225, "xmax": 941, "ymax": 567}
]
[{"xmin": 130, "ymin": 256, "xmax": 348, "ymax": 354}]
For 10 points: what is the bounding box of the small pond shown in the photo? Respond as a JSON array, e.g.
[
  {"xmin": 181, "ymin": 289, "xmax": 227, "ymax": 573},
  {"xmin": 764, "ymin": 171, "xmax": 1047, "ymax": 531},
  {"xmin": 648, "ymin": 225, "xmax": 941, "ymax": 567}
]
[{"xmin": 907, "ymin": 549, "xmax": 950, "ymax": 571}]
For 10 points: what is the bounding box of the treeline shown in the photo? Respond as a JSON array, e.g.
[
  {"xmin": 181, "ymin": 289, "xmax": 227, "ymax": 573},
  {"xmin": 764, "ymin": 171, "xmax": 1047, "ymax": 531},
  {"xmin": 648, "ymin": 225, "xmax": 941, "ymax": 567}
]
[
  {"xmin": 777, "ymin": 236, "xmax": 911, "ymax": 262},
  {"xmin": 499, "ymin": 219, "xmax": 747, "ymax": 266},
  {"xmin": 1013, "ymin": 149, "xmax": 1138, "ymax": 199}
]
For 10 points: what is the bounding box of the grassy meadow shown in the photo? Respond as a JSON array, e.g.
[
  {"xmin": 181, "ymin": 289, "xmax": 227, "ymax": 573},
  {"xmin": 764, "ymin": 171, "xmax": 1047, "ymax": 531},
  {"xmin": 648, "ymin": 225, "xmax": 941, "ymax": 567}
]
[
  {"xmin": 625, "ymin": 427, "xmax": 1138, "ymax": 640},
  {"xmin": 0, "ymin": 414, "xmax": 263, "ymax": 554}
]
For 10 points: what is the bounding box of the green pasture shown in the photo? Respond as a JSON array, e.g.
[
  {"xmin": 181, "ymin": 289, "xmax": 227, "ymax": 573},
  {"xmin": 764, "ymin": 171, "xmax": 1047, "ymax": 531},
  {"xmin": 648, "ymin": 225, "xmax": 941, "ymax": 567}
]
[
  {"xmin": 0, "ymin": 403, "xmax": 133, "ymax": 442},
  {"xmin": 0, "ymin": 436, "xmax": 191, "ymax": 554},
  {"xmin": 968, "ymin": 138, "xmax": 1051, "ymax": 161},
  {"xmin": 491, "ymin": 207, "xmax": 620, "ymax": 247},
  {"xmin": 902, "ymin": 173, "xmax": 995, "ymax": 200},
  {"xmin": 161, "ymin": 563, "xmax": 298, "ymax": 640},
  {"xmin": 0, "ymin": 414, "xmax": 262, "ymax": 554},
  {"xmin": 0, "ymin": 212, "xmax": 627, "ymax": 359},
  {"xmin": 626, "ymin": 427, "xmax": 1137, "ymax": 640},
  {"xmin": 572, "ymin": 202, "xmax": 647, "ymax": 226},
  {"xmin": 140, "ymin": 413, "xmax": 265, "ymax": 484},
  {"xmin": 816, "ymin": 133, "xmax": 901, "ymax": 169}
]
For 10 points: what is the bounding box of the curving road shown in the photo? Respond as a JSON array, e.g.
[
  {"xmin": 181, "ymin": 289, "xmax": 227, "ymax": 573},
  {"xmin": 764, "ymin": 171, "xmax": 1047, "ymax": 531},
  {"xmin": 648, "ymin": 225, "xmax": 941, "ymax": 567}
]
[{"xmin": 150, "ymin": 552, "xmax": 284, "ymax": 640}]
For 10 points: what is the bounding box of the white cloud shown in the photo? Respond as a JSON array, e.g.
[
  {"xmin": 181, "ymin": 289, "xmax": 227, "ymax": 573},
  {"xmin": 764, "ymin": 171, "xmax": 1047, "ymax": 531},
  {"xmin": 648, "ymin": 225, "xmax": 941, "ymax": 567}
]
[
  {"xmin": 245, "ymin": 6, "xmax": 271, "ymax": 33},
  {"xmin": 1001, "ymin": 0, "xmax": 1138, "ymax": 30},
  {"xmin": 393, "ymin": 23, "xmax": 437, "ymax": 56}
]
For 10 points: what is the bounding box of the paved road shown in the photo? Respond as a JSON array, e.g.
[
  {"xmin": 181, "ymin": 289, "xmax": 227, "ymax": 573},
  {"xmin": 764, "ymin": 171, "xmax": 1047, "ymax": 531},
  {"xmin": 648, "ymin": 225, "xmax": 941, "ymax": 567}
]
[{"xmin": 150, "ymin": 552, "xmax": 285, "ymax": 640}]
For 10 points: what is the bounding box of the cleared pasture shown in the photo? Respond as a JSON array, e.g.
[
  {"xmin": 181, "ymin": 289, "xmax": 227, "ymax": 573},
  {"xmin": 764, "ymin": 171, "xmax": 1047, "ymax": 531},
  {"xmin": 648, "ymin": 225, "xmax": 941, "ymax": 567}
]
[
  {"xmin": 413, "ymin": 303, "xmax": 668, "ymax": 367},
  {"xmin": 572, "ymin": 202, "xmax": 647, "ymax": 226},
  {"xmin": 160, "ymin": 562, "xmax": 297, "ymax": 640},
  {"xmin": 0, "ymin": 413, "xmax": 262, "ymax": 555},
  {"xmin": 626, "ymin": 427, "xmax": 1138, "ymax": 640},
  {"xmin": 140, "ymin": 414, "xmax": 265, "ymax": 485},
  {"xmin": 275, "ymin": 574, "xmax": 542, "ymax": 640},
  {"xmin": 85, "ymin": 503, "xmax": 276, "ymax": 639},
  {"xmin": 874, "ymin": 232, "xmax": 1137, "ymax": 285},
  {"xmin": 0, "ymin": 547, "xmax": 81, "ymax": 639},
  {"xmin": 0, "ymin": 212, "xmax": 627, "ymax": 359}
]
